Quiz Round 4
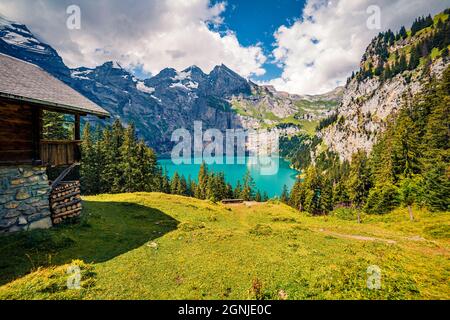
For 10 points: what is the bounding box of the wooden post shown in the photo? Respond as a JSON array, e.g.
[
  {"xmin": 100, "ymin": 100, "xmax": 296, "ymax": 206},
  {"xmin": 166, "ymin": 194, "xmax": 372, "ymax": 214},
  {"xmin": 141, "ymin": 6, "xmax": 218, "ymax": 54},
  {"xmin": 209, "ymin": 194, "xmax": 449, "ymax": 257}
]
[
  {"xmin": 31, "ymin": 106, "xmax": 42, "ymax": 164},
  {"xmin": 74, "ymin": 114, "xmax": 81, "ymax": 140}
]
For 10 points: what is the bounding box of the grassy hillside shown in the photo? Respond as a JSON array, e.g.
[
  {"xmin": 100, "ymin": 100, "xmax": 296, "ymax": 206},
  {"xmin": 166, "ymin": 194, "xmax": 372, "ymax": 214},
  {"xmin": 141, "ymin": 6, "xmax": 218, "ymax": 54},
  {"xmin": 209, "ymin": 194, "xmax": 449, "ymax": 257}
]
[{"xmin": 0, "ymin": 193, "xmax": 448, "ymax": 300}]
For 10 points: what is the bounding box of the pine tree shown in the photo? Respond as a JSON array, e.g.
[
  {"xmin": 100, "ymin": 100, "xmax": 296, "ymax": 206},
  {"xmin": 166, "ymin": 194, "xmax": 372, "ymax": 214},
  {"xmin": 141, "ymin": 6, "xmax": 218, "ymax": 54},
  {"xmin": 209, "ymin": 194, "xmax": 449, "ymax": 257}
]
[
  {"xmin": 364, "ymin": 183, "xmax": 400, "ymax": 214},
  {"xmin": 80, "ymin": 123, "xmax": 98, "ymax": 195},
  {"xmin": 190, "ymin": 178, "xmax": 198, "ymax": 198},
  {"xmin": 383, "ymin": 63, "xmax": 392, "ymax": 81},
  {"xmin": 107, "ymin": 119, "xmax": 125, "ymax": 193},
  {"xmin": 300, "ymin": 166, "xmax": 326, "ymax": 215},
  {"xmin": 421, "ymin": 66, "xmax": 450, "ymax": 211},
  {"xmin": 347, "ymin": 150, "xmax": 372, "ymax": 221},
  {"xmin": 374, "ymin": 60, "xmax": 384, "ymax": 77},
  {"xmin": 398, "ymin": 55, "xmax": 407, "ymax": 73},
  {"xmin": 170, "ymin": 172, "xmax": 181, "ymax": 195},
  {"xmin": 399, "ymin": 26, "xmax": 407, "ymax": 40},
  {"xmin": 241, "ymin": 170, "xmax": 255, "ymax": 201},
  {"xmin": 120, "ymin": 123, "xmax": 138, "ymax": 193},
  {"xmin": 408, "ymin": 45, "xmax": 420, "ymax": 70},
  {"xmin": 255, "ymin": 191, "xmax": 262, "ymax": 202},
  {"xmin": 392, "ymin": 103, "xmax": 422, "ymax": 178},
  {"xmin": 280, "ymin": 185, "xmax": 289, "ymax": 203},
  {"xmin": 135, "ymin": 140, "xmax": 158, "ymax": 192},
  {"xmin": 161, "ymin": 169, "xmax": 171, "ymax": 194},
  {"xmin": 196, "ymin": 163, "xmax": 209, "ymax": 199},
  {"xmin": 234, "ymin": 180, "xmax": 242, "ymax": 199},
  {"xmin": 42, "ymin": 111, "xmax": 71, "ymax": 140},
  {"xmin": 186, "ymin": 176, "xmax": 193, "ymax": 197},
  {"xmin": 178, "ymin": 175, "xmax": 188, "ymax": 196},
  {"xmin": 289, "ymin": 179, "xmax": 304, "ymax": 210},
  {"xmin": 332, "ymin": 180, "xmax": 350, "ymax": 207}
]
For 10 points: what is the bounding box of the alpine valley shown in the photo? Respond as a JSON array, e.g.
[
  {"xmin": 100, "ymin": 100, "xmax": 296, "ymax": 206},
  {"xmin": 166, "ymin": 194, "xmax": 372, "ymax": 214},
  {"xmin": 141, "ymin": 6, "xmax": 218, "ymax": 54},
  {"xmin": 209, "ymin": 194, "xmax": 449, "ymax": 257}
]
[{"xmin": 0, "ymin": 14, "xmax": 341, "ymax": 154}]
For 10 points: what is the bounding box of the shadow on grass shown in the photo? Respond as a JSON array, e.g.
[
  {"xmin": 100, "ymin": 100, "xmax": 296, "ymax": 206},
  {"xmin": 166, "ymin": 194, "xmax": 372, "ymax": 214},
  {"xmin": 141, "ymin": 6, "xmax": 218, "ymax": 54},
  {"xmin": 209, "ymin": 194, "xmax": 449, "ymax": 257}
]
[{"xmin": 0, "ymin": 201, "xmax": 179, "ymax": 286}]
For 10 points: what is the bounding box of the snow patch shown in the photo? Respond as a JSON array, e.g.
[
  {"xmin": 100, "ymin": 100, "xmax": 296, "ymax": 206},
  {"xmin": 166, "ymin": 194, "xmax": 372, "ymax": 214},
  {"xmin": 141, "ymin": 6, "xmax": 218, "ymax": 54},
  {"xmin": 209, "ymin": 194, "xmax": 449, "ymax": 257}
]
[
  {"xmin": 169, "ymin": 82, "xmax": 189, "ymax": 90},
  {"xmin": 136, "ymin": 81, "xmax": 155, "ymax": 94},
  {"xmin": 172, "ymin": 70, "xmax": 191, "ymax": 81},
  {"xmin": 71, "ymin": 69, "xmax": 93, "ymax": 80},
  {"xmin": 151, "ymin": 95, "xmax": 162, "ymax": 103},
  {"xmin": 1, "ymin": 30, "xmax": 46, "ymax": 53},
  {"xmin": 186, "ymin": 81, "xmax": 199, "ymax": 89}
]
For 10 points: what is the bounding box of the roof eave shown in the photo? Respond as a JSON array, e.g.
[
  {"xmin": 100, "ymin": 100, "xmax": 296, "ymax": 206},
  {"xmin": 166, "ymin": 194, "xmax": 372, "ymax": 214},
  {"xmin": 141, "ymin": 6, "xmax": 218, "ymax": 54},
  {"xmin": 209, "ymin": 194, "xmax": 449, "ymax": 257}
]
[{"xmin": 0, "ymin": 92, "xmax": 110, "ymax": 118}]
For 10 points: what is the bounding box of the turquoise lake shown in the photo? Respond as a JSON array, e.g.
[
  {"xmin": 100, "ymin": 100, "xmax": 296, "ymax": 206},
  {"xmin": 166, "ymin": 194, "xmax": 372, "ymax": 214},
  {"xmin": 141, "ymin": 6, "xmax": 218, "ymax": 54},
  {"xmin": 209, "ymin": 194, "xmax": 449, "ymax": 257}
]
[{"xmin": 158, "ymin": 156, "xmax": 299, "ymax": 198}]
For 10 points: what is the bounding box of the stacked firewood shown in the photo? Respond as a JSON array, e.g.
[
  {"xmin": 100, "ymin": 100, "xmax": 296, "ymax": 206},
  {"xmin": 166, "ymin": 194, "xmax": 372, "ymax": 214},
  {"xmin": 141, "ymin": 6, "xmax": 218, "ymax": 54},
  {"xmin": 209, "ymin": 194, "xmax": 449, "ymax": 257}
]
[{"xmin": 50, "ymin": 181, "xmax": 82, "ymax": 224}]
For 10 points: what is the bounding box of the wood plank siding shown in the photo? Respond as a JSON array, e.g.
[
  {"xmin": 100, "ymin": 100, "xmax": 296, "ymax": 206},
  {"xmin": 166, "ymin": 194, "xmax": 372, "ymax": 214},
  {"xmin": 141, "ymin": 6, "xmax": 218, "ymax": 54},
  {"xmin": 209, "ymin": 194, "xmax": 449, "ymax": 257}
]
[
  {"xmin": 40, "ymin": 140, "xmax": 81, "ymax": 167},
  {"xmin": 0, "ymin": 101, "xmax": 35, "ymax": 164}
]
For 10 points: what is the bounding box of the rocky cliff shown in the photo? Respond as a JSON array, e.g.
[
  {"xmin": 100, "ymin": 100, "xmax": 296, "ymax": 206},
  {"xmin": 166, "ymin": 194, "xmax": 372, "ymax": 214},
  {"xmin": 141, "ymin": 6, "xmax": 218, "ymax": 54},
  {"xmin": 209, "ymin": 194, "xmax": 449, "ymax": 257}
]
[{"xmin": 319, "ymin": 10, "xmax": 450, "ymax": 161}]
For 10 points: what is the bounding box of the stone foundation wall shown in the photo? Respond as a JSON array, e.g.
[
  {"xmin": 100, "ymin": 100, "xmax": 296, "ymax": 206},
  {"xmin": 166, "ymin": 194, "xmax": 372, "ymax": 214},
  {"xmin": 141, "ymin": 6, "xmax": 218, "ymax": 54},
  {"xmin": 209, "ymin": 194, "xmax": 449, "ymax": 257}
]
[{"xmin": 0, "ymin": 166, "xmax": 52, "ymax": 234}]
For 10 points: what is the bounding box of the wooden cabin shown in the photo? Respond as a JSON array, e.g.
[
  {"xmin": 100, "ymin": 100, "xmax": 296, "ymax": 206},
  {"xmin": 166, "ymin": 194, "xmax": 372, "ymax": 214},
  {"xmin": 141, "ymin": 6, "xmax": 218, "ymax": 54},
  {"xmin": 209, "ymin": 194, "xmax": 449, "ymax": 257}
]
[{"xmin": 0, "ymin": 53, "xmax": 109, "ymax": 234}]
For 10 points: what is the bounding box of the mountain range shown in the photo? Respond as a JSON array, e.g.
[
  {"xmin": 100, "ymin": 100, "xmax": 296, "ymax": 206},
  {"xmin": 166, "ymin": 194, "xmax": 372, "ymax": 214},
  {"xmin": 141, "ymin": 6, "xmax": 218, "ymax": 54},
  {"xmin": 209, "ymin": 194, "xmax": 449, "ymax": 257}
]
[{"xmin": 0, "ymin": 15, "xmax": 341, "ymax": 154}]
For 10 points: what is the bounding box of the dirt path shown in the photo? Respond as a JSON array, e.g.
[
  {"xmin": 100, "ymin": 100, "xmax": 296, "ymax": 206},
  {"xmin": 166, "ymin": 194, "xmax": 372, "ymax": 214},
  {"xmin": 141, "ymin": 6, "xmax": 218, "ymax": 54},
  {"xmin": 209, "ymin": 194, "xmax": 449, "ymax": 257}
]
[{"xmin": 317, "ymin": 229, "xmax": 397, "ymax": 244}]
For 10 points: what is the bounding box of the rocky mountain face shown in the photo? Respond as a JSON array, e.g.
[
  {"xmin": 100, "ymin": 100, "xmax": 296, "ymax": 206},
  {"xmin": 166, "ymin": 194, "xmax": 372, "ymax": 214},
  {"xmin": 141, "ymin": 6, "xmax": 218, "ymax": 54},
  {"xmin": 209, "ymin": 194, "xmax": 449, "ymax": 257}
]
[
  {"xmin": 319, "ymin": 10, "xmax": 450, "ymax": 161},
  {"xmin": 0, "ymin": 15, "xmax": 341, "ymax": 154},
  {"xmin": 0, "ymin": 15, "xmax": 71, "ymax": 83}
]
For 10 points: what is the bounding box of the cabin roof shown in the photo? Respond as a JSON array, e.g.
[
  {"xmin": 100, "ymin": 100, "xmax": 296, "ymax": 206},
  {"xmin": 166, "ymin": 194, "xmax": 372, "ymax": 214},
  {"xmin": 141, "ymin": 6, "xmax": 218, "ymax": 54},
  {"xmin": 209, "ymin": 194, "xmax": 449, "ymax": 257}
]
[{"xmin": 0, "ymin": 53, "xmax": 109, "ymax": 117}]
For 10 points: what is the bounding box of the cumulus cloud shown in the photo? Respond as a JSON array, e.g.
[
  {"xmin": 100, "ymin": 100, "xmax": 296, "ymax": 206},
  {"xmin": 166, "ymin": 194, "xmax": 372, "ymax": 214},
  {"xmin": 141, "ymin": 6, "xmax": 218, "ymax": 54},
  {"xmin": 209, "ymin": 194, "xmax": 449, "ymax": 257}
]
[
  {"xmin": 0, "ymin": 0, "xmax": 266, "ymax": 77},
  {"xmin": 268, "ymin": 0, "xmax": 450, "ymax": 95}
]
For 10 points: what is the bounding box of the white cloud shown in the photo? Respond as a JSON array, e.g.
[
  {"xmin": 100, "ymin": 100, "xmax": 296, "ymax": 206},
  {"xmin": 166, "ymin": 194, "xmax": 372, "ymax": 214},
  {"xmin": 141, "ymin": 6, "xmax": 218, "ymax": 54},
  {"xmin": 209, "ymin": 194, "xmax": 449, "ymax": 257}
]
[
  {"xmin": 0, "ymin": 0, "xmax": 266, "ymax": 77},
  {"xmin": 268, "ymin": 0, "xmax": 450, "ymax": 95}
]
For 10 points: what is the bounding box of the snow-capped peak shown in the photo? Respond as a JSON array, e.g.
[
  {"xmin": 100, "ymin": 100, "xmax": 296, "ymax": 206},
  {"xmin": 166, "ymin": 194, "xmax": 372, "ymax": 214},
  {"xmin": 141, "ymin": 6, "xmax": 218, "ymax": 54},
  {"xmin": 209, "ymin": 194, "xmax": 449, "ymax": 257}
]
[
  {"xmin": 112, "ymin": 61, "xmax": 123, "ymax": 69},
  {"xmin": 0, "ymin": 14, "xmax": 50, "ymax": 55},
  {"xmin": 172, "ymin": 70, "xmax": 192, "ymax": 82}
]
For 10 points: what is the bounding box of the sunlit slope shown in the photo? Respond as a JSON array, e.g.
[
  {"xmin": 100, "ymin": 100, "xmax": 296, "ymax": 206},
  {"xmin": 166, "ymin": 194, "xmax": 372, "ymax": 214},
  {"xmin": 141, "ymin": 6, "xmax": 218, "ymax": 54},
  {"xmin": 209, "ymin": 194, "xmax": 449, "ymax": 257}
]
[{"xmin": 0, "ymin": 193, "xmax": 448, "ymax": 300}]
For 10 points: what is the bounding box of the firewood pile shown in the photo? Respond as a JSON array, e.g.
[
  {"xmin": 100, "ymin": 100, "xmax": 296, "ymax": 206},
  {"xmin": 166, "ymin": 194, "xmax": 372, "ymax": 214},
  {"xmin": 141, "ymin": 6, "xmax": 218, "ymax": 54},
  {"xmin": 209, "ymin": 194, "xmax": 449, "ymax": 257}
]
[{"xmin": 50, "ymin": 181, "xmax": 82, "ymax": 224}]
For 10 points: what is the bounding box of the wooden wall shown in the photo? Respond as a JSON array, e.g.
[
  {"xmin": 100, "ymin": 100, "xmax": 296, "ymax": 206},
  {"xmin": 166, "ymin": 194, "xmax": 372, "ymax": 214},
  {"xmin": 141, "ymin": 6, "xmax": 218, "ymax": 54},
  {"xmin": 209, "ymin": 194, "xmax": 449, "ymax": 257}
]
[{"xmin": 0, "ymin": 100, "xmax": 38, "ymax": 164}]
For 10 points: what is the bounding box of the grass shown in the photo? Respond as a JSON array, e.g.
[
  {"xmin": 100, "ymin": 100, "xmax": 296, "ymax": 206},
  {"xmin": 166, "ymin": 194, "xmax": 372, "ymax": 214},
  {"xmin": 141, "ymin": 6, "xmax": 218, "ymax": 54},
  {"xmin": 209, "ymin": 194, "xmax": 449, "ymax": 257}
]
[{"xmin": 0, "ymin": 193, "xmax": 449, "ymax": 300}]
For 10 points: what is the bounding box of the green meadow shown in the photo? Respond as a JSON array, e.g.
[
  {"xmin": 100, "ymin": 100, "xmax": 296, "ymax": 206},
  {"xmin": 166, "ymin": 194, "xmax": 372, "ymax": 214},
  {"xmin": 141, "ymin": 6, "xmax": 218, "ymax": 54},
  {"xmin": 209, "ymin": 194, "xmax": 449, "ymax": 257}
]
[{"xmin": 0, "ymin": 193, "xmax": 448, "ymax": 300}]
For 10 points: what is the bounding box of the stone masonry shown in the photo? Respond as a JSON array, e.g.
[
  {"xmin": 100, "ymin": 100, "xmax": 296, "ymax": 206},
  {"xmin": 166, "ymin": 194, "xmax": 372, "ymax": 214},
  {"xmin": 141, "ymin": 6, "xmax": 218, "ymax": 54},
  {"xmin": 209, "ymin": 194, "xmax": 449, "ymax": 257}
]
[{"xmin": 0, "ymin": 166, "xmax": 52, "ymax": 234}]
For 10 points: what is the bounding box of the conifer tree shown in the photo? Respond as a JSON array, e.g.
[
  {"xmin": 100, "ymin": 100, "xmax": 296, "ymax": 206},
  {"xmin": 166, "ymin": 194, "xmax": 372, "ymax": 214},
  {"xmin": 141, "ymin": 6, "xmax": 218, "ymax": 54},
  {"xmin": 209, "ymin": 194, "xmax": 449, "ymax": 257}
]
[
  {"xmin": 178, "ymin": 175, "xmax": 188, "ymax": 196},
  {"xmin": 170, "ymin": 172, "xmax": 181, "ymax": 195},
  {"xmin": 241, "ymin": 170, "xmax": 255, "ymax": 201},
  {"xmin": 80, "ymin": 123, "xmax": 98, "ymax": 195},
  {"xmin": 408, "ymin": 45, "xmax": 421, "ymax": 70},
  {"xmin": 234, "ymin": 180, "xmax": 242, "ymax": 199},
  {"xmin": 255, "ymin": 191, "xmax": 262, "ymax": 202},
  {"xmin": 107, "ymin": 119, "xmax": 125, "ymax": 193},
  {"xmin": 42, "ymin": 111, "xmax": 71, "ymax": 140},
  {"xmin": 280, "ymin": 185, "xmax": 289, "ymax": 203},
  {"xmin": 196, "ymin": 163, "xmax": 209, "ymax": 199},
  {"xmin": 399, "ymin": 26, "xmax": 407, "ymax": 39},
  {"xmin": 120, "ymin": 123, "xmax": 139, "ymax": 193},
  {"xmin": 135, "ymin": 140, "xmax": 158, "ymax": 192},
  {"xmin": 289, "ymin": 179, "xmax": 304, "ymax": 210},
  {"xmin": 347, "ymin": 150, "xmax": 372, "ymax": 222}
]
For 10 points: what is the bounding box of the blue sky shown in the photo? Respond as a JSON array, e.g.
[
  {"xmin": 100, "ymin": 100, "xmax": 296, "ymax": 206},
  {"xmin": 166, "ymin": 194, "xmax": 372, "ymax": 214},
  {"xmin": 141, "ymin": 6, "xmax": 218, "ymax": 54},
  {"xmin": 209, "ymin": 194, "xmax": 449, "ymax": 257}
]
[{"xmin": 211, "ymin": 0, "xmax": 306, "ymax": 81}]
